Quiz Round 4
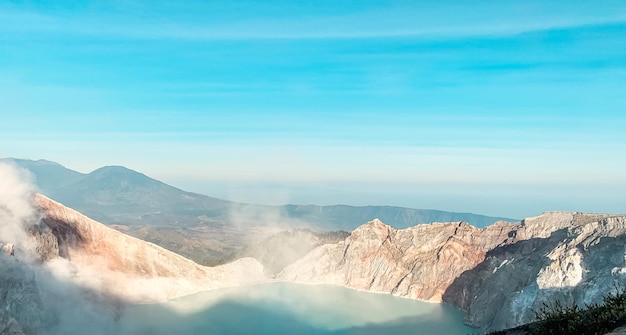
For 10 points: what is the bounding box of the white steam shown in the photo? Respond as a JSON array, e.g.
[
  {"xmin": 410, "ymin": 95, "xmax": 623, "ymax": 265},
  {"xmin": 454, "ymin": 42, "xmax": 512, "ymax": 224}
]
[
  {"xmin": 0, "ymin": 163, "xmax": 119, "ymax": 335},
  {"xmin": 0, "ymin": 163, "xmax": 38, "ymax": 255}
]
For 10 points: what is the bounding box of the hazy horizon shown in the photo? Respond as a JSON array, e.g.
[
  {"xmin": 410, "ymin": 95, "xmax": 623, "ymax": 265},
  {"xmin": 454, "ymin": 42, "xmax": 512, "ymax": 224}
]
[
  {"xmin": 2, "ymin": 1, "xmax": 625, "ymax": 219},
  {"xmin": 5, "ymin": 156, "xmax": 624, "ymax": 220}
]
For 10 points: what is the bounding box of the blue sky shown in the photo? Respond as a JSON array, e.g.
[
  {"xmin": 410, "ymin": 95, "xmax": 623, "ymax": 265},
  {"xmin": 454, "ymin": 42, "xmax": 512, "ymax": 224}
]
[{"xmin": 1, "ymin": 0, "xmax": 625, "ymax": 218}]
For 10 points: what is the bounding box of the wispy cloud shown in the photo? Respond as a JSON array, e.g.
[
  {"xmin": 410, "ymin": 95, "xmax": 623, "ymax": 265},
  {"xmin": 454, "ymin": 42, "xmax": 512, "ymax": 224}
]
[
  {"xmin": 2, "ymin": 0, "xmax": 626, "ymax": 217},
  {"xmin": 1, "ymin": 1, "xmax": 625, "ymax": 40}
]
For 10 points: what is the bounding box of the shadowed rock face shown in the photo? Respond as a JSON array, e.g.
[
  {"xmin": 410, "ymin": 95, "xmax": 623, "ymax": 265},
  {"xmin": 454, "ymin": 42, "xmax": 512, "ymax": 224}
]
[
  {"xmin": 4, "ymin": 192, "xmax": 626, "ymax": 333},
  {"xmin": 279, "ymin": 213, "xmax": 626, "ymax": 332},
  {"xmin": 444, "ymin": 214, "xmax": 626, "ymax": 332},
  {"xmin": 0, "ymin": 312, "xmax": 26, "ymax": 335},
  {"xmin": 0, "ymin": 258, "xmax": 41, "ymax": 335}
]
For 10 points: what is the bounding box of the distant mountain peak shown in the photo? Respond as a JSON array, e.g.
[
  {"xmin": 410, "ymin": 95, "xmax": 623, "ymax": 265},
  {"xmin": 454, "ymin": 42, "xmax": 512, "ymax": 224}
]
[
  {"xmin": 10, "ymin": 157, "xmax": 517, "ymax": 229},
  {"xmin": 86, "ymin": 165, "xmax": 158, "ymax": 185},
  {"xmin": 33, "ymin": 158, "xmax": 61, "ymax": 165},
  {"xmin": 90, "ymin": 165, "xmax": 143, "ymax": 175}
]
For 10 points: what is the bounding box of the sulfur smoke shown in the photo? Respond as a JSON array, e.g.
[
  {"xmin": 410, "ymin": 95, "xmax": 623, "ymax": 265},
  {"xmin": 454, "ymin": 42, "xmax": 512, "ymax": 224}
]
[
  {"xmin": 0, "ymin": 163, "xmax": 121, "ymax": 335},
  {"xmin": 0, "ymin": 163, "xmax": 38, "ymax": 255}
]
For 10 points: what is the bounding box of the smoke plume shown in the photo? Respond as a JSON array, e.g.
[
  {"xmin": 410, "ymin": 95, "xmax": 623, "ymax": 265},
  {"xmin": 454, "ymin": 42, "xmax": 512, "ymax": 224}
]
[
  {"xmin": 0, "ymin": 163, "xmax": 120, "ymax": 335},
  {"xmin": 0, "ymin": 163, "xmax": 38, "ymax": 256}
]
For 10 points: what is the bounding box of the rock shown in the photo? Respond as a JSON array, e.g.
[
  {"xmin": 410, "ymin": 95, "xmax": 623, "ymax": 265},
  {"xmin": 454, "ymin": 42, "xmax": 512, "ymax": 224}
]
[
  {"xmin": 0, "ymin": 193, "xmax": 271, "ymax": 335},
  {"xmin": 444, "ymin": 214, "xmax": 626, "ymax": 331},
  {"xmin": 0, "ymin": 311, "xmax": 27, "ymax": 335},
  {"xmin": 607, "ymin": 325, "xmax": 626, "ymax": 334},
  {"xmin": 279, "ymin": 218, "xmax": 515, "ymax": 302},
  {"xmin": 28, "ymin": 223, "xmax": 59, "ymax": 261},
  {"xmin": 34, "ymin": 194, "xmax": 269, "ymax": 302},
  {"xmin": 279, "ymin": 213, "xmax": 626, "ymax": 332},
  {"xmin": 7, "ymin": 191, "xmax": 626, "ymax": 333},
  {"xmin": 0, "ymin": 257, "xmax": 42, "ymax": 335}
]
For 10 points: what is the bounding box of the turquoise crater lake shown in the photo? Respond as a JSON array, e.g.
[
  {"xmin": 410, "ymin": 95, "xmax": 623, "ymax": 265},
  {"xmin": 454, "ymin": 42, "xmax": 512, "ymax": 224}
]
[{"xmin": 118, "ymin": 282, "xmax": 480, "ymax": 335}]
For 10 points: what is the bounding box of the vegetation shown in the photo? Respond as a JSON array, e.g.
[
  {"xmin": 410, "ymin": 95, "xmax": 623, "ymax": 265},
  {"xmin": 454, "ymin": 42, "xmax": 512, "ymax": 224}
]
[
  {"xmin": 529, "ymin": 289, "xmax": 626, "ymax": 335},
  {"xmin": 488, "ymin": 287, "xmax": 626, "ymax": 335}
]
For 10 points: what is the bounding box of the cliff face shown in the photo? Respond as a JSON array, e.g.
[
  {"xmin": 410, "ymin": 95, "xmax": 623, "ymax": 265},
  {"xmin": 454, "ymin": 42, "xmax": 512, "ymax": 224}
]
[
  {"xmin": 279, "ymin": 213, "xmax": 626, "ymax": 332},
  {"xmin": 1, "ymin": 194, "xmax": 268, "ymax": 334},
  {"xmin": 4, "ymin": 190, "xmax": 626, "ymax": 333},
  {"xmin": 444, "ymin": 213, "xmax": 626, "ymax": 331},
  {"xmin": 278, "ymin": 218, "xmax": 516, "ymax": 302},
  {"xmin": 0, "ymin": 257, "xmax": 40, "ymax": 335},
  {"xmin": 32, "ymin": 194, "xmax": 268, "ymax": 302}
]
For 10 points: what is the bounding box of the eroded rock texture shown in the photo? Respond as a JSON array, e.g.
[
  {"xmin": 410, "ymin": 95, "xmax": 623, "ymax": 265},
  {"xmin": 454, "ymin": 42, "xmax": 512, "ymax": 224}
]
[
  {"xmin": 279, "ymin": 218, "xmax": 515, "ymax": 302},
  {"xmin": 279, "ymin": 213, "xmax": 626, "ymax": 332},
  {"xmin": 1, "ymin": 194, "xmax": 269, "ymax": 334},
  {"xmin": 34, "ymin": 194, "xmax": 268, "ymax": 302},
  {"xmin": 0, "ymin": 257, "xmax": 41, "ymax": 335}
]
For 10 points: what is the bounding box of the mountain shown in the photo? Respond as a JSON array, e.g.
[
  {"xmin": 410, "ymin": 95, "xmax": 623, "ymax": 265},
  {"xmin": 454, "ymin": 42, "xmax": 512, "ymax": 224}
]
[
  {"xmin": 282, "ymin": 204, "xmax": 512, "ymax": 230},
  {"xmin": 1, "ymin": 158, "xmax": 234, "ymax": 226},
  {"xmin": 0, "ymin": 158, "xmax": 84, "ymax": 191},
  {"xmin": 4, "ymin": 187, "xmax": 626, "ymax": 334},
  {"xmin": 2, "ymin": 158, "xmax": 516, "ymax": 230},
  {"xmin": 1, "ymin": 193, "xmax": 268, "ymax": 334},
  {"xmin": 48, "ymin": 165, "xmax": 239, "ymax": 226},
  {"xmin": 34, "ymin": 194, "xmax": 267, "ymax": 300},
  {"xmin": 2, "ymin": 158, "xmax": 516, "ymax": 266},
  {"xmin": 278, "ymin": 212, "xmax": 626, "ymax": 332}
]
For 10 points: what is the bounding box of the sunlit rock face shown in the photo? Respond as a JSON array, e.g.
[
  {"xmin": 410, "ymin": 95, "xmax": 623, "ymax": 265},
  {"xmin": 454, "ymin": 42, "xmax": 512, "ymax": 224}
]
[
  {"xmin": 34, "ymin": 194, "xmax": 269, "ymax": 302},
  {"xmin": 4, "ymin": 189, "xmax": 626, "ymax": 334},
  {"xmin": 279, "ymin": 218, "xmax": 515, "ymax": 302},
  {"xmin": 279, "ymin": 213, "xmax": 626, "ymax": 332},
  {"xmin": 1, "ymin": 193, "xmax": 269, "ymax": 334}
]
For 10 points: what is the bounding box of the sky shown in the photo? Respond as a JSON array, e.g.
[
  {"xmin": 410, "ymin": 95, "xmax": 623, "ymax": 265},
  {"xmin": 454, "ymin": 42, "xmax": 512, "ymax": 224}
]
[{"xmin": 1, "ymin": 0, "xmax": 625, "ymax": 218}]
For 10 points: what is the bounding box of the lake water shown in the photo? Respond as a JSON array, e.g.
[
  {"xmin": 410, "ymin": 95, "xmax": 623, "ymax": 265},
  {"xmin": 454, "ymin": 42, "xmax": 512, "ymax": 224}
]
[{"xmin": 119, "ymin": 282, "xmax": 480, "ymax": 335}]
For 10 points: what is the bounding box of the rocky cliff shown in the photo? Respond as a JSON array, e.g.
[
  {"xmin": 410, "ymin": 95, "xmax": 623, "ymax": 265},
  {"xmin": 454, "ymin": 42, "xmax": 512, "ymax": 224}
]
[
  {"xmin": 278, "ymin": 213, "xmax": 626, "ymax": 332},
  {"xmin": 444, "ymin": 212, "xmax": 626, "ymax": 331},
  {"xmin": 278, "ymin": 218, "xmax": 516, "ymax": 302},
  {"xmin": 31, "ymin": 194, "xmax": 268, "ymax": 301},
  {"xmin": 1, "ymin": 194, "xmax": 268, "ymax": 334},
  {"xmin": 4, "ymin": 187, "xmax": 626, "ymax": 334},
  {"xmin": 0, "ymin": 257, "xmax": 40, "ymax": 335}
]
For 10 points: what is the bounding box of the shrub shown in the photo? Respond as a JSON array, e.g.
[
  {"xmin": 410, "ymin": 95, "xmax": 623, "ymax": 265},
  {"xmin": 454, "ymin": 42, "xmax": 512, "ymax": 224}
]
[{"xmin": 528, "ymin": 288, "xmax": 626, "ymax": 335}]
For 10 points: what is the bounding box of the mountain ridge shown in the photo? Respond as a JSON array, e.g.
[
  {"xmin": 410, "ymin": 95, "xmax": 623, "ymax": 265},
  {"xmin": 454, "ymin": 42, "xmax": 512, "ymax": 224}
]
[
  {"xmin": 3, "ymin": 190, "xmax": 626, "ymax": 334},
  {"xmin": 1, "ymin": 191, "xmax": 269, "ymax": 335},
  {"xmin": 34, "ymin": 193, "xmax": 268, "ymax": 301},
  {"xmin": 1, "ymin": 157, "xmax": 517, "ymax": 229},
  {"xmin": 1, "ymin": 157, "xmax": 517, "ymax": 266},
  {"xmin": 278, "ymin": 212, "xmax": 626, "ymax": 332}
]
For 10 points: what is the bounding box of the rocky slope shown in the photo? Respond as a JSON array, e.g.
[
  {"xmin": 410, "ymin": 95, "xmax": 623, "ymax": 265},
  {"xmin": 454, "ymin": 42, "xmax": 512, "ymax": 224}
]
[
  {"xmin": 279, "ymin": 218, "xmax": 516, "ymax": 302},
  {"xmin": 32, "ymin": 194, "xmax": 268, "ymax": 301},
  {"xmin": 1, "ymin": 193, "xmax": 268, "ymax": 334},
  {"xmin": 279, "ymin": 213, "xmax": 626, "ymax": 332},
  {"xmin": 0, "ymin": 258, "xmax": 40, "ymax": 335},
  {"xmin": 4, "ymin": 179, "xmax": 625, "ymax": 334},
  {"xmin": 4, "ymin": 158, "xmax": 516, "ymax": 270},
  {"xmin": 445, "ymin": 212, "xmax": 626, "ymax": 331}
]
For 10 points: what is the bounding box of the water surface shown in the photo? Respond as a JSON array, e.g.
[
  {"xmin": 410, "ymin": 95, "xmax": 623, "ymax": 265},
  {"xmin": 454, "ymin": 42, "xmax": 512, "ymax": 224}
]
[{"xmin": 119, "ymin": 282, "xmax": 480, "ymax": 335}]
